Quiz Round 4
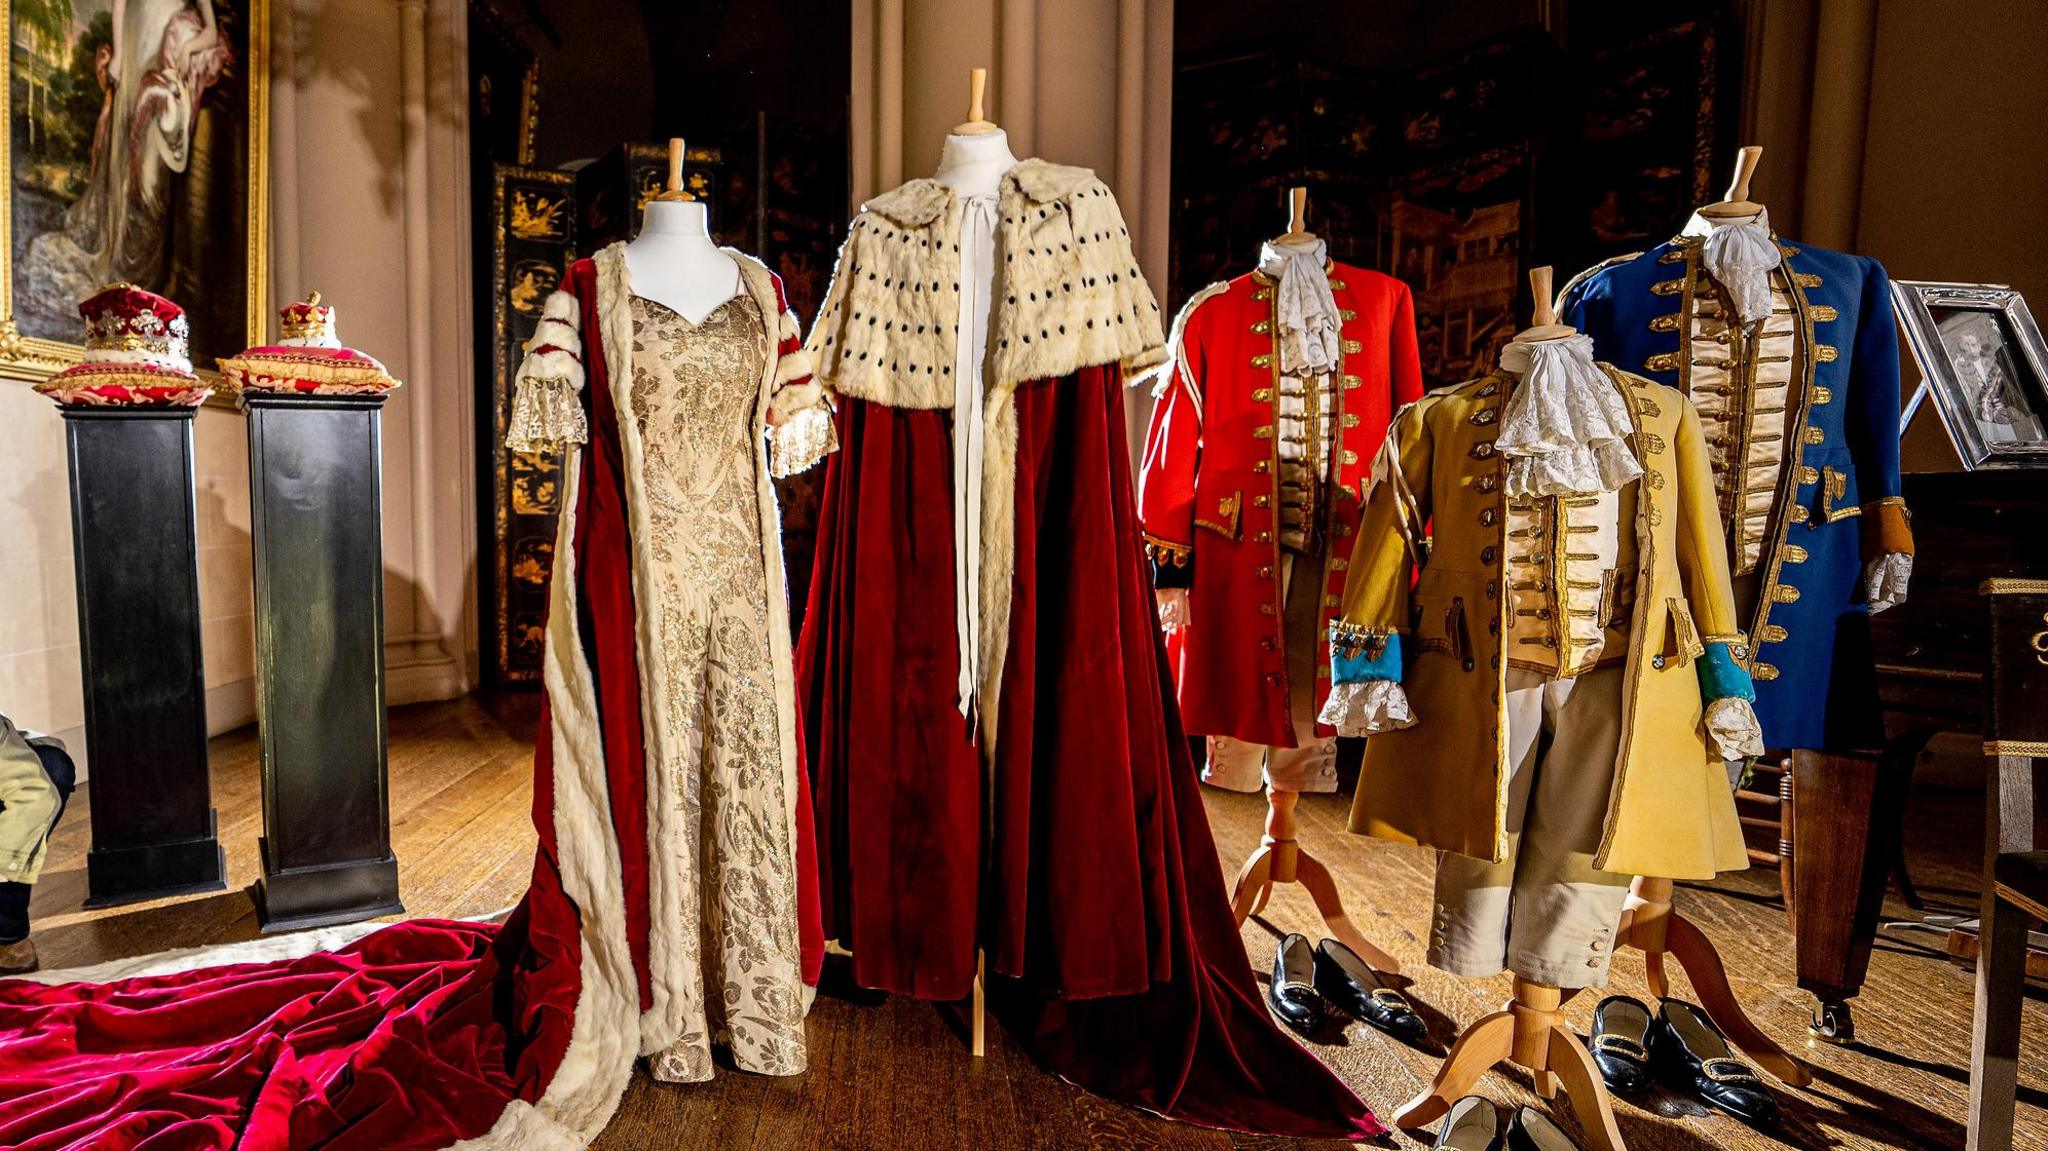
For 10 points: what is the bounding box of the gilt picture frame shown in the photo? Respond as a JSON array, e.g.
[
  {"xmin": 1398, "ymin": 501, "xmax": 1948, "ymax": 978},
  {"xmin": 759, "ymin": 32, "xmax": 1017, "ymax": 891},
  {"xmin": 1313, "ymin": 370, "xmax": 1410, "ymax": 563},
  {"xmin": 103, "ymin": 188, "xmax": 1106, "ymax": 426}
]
[
  {"xmin": 2, "ymin": 0, "xmax": 269, "ymax": 383},
  {"xmin": 1893, "ymin": 280, "xmax": 2048, "ymax": 470}
]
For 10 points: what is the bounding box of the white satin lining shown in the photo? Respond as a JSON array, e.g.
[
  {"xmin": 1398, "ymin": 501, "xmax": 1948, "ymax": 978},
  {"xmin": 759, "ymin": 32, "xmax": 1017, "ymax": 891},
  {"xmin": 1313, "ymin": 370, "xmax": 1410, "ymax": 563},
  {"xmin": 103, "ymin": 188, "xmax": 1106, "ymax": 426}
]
[{"xmin": 953, "ymin": 194, "xmax": 999, "ymax": 717}]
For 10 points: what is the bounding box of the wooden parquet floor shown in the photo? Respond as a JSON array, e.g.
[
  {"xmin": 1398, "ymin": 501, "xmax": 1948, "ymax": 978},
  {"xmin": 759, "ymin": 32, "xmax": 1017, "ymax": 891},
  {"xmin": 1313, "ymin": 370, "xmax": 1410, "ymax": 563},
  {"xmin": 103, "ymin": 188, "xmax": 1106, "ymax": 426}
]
[{"xmin": 27, "ymin": 696, "xmax": 2048, "ymax": 1150}]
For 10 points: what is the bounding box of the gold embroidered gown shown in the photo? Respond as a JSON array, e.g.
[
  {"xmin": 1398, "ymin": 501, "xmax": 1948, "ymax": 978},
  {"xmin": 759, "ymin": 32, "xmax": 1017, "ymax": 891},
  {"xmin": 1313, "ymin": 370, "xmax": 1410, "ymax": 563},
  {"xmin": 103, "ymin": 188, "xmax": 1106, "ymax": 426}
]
[{"xmin": 629, "ymin": 292, "xmax": 805, "ymax": 1082}]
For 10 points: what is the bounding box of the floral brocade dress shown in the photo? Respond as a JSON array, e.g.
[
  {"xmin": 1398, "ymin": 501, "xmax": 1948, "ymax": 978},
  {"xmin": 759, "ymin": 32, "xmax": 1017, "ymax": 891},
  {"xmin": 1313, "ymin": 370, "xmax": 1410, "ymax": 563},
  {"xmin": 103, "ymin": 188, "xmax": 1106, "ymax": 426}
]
[{"xmin": 629, "ymin": 292, "xmax": 805, "ymax": 1081}]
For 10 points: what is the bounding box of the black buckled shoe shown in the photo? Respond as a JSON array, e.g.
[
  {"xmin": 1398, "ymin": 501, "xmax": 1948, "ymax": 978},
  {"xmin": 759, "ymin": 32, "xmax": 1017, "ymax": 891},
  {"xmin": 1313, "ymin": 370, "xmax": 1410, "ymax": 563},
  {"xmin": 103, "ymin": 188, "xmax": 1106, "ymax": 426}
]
[
  {"xmin": 1268, "ymin": 932, "xmax": 1327, "ymax": 1034},
  {"xmin": 1313, "ymin": 937, "xmax": 1427, "ymax": 1044},
  {"xmin": 1654, "ymin": 998, "xmax": 1779, "ymax": 1127},
  {"xmin": 1588, "ymin": 995, "xmax": 1654, "ymax": 1092},
  {"xmin": 1505, "ymin": 1105, "xmax": 1583, "ymax": 1150},
  {"xmin": 1433, "ymin": 1095, "xmax": 1500, "ymax": 1150}
]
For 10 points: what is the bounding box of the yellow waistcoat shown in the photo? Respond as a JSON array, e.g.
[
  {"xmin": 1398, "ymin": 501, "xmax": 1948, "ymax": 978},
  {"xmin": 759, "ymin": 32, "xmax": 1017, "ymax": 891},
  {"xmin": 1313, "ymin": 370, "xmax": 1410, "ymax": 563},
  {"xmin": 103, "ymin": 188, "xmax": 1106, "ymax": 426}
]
[{"xmin": 1337, "ymin": 365, "xmax": 1748, "ymax": 881}]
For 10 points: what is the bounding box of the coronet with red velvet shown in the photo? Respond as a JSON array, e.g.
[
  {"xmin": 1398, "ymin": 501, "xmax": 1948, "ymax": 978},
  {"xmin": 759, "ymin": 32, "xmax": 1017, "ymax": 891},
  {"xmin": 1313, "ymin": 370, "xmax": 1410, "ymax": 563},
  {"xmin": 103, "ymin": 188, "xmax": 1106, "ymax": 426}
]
[
  {"xmin": 218, "ymin": 291, "xmax": 402, "ymax": 396},
  {"xmin": 33, "ymin": 282, "xmax": 212, "ymax": 407}
]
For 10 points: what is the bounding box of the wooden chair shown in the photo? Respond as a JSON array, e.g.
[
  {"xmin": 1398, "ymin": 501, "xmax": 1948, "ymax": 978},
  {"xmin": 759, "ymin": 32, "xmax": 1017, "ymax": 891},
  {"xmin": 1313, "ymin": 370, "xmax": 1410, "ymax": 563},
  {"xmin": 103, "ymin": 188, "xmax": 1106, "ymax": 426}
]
[{"xmin": 1967, "ymin": 579, "xmax": 2048, "ymax": 1151}]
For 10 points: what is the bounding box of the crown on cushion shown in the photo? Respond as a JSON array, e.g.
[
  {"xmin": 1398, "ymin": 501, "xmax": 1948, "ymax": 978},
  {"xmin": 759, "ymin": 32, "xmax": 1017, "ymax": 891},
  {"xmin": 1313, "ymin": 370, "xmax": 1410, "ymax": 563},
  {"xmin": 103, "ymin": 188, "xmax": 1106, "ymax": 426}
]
[
  {"xmin": 34, "ymin": 283, "xmax": 209, "ymax": 407},
  {"xmin": 79, "ymin": 282, "xmax": 194, "ymax": 371},
  {"xmin": 218, "ymin": 289, "xmax": 401, "ymax": 397},
  {"xmin": 278, "ymin": 290, "xmax": 340, "ymax": 347}
]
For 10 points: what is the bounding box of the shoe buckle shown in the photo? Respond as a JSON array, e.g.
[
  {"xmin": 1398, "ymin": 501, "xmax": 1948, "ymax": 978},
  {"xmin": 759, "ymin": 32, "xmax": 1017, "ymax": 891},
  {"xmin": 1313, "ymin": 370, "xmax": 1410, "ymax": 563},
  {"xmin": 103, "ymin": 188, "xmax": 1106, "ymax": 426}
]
[
  {"xmin": 1702, "ymin": 1057, "xmax": 1760, "ymax": 1085},
  {"xmin": 1592, "ymin": 1034, "xmax": 1648, "ymax": 1060},
  {"xmin": 1369, "ymin": 988, "xmax": 1410, "ymax": 1008}
]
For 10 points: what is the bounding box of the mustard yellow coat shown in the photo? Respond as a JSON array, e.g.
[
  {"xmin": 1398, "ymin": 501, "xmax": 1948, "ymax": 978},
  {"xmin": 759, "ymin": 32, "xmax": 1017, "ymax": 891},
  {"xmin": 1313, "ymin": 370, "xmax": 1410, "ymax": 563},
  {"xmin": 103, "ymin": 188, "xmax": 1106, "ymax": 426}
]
[{"xmin": 1335, "ymin": 365, "xmax": 1749, "ymax": 881}]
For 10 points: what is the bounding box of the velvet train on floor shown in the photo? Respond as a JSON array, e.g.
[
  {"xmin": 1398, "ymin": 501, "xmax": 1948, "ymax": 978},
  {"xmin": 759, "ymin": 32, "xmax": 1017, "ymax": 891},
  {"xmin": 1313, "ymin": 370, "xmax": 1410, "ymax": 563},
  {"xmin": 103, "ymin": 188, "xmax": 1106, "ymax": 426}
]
[{"xmin": 0, "ymin": 252, "xmax": 826, "ymax": 1151}]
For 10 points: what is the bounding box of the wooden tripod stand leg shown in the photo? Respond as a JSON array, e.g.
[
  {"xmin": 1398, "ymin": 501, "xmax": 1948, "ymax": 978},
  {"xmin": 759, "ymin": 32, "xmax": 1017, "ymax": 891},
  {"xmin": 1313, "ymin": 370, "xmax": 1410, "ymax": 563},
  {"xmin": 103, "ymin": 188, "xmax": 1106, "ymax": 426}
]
[
  {"xmin": 1228, "ymin": 786, "xmax": 1402, "ymax": 972},
  {"xmin": 1663, "ymin": 912, "xmax": 1809, "ymax": 1086},
  {"xmin": 1619, "ymin": 876, "xmax": 1808, "ymax": 1086},
  {"xmin": 1393, "ymin": 1010, "xmax": 1516, "ymax": 1129},
  {"xmin": 971, "ymin": 950, "xmax": 985, "ymax": 1057},
  {"xmin": 1548, "ymin": 1024, "xmax": 1629, "ymax": 1151},
  {"xmin": 1295, "ymin": 849, "xmax": 1402, "ymax": 974},
  {"xmin": 1229, "ymin": 844, "xmax": 1276, "ymax": 923}
]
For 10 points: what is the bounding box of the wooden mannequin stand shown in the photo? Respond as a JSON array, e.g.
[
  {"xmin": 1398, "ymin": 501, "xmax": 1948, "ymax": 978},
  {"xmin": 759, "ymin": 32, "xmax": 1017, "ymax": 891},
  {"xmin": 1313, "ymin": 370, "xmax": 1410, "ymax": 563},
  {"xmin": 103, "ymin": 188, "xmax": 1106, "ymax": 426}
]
[
  {"xmin": 1396, "ymin": 976, "xmax": 1628, "ymax": 1151},
  {"xmin": 1614, "ymin": 876, "xmax": 1810, "ymax": 1085},
  {"xmin": 1395, "ymin": 878, "xmax": 1809, "ymax": 1149},
  {"xmin": 950, "ymin": 65, "xmax": 1000, "ymax": 1059},
  {"xmin": 1230, "ymin": 788, "xmax": 1402, "ymax": 973},
  {"xmin": 1219, "ymin": 185, "xmax": 1400, "ymax": 976},
  {"xmin": 1397, "ymin": 271, "xmax": 1623, "ymax": 1147}
]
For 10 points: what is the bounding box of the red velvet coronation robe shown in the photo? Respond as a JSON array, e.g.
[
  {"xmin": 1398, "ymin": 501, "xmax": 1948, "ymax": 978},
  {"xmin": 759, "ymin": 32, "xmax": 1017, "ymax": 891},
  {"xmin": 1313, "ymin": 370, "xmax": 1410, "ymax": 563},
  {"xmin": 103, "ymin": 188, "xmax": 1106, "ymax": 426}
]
[
  {"xmin": 0, "ymin": 249, "xmax": 826, "ymax": 1150},
  {"xmin": 795, "ymin": 158, "xmax": 1380, "ymax": 1138}
]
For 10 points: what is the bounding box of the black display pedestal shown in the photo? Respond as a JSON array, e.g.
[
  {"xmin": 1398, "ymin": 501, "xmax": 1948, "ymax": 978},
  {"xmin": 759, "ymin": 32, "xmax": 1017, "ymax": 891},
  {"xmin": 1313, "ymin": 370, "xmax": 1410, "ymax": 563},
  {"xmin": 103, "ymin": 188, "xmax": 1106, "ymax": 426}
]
[
  {"xmin": 243, "ymin": 392, "xmax": 403, "ymax": 932},
  {"xmin": 62, "ymin": 407, "xmax": 227, "ymax": 907}
]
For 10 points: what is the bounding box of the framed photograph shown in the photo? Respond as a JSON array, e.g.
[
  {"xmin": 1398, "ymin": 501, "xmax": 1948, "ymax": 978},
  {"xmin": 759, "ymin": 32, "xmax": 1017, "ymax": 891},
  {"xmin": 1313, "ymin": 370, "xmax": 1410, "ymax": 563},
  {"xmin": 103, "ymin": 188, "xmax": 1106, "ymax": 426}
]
[
  {"xmin": 2, "ymin": 0, "xmax": 268, "ymax": 381},
  {"xmin": 1893, "ymin": 280, "xmax": 2048, "ymax": 470}
]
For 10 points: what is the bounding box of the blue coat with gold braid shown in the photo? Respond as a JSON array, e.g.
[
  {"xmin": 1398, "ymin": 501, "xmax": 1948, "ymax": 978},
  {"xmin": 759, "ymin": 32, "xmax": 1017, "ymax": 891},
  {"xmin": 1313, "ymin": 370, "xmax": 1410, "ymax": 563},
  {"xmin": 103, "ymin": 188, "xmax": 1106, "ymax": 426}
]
[{"xmin": 1559, "ymin": 225, "xmax": 1913, "ymax": 751}]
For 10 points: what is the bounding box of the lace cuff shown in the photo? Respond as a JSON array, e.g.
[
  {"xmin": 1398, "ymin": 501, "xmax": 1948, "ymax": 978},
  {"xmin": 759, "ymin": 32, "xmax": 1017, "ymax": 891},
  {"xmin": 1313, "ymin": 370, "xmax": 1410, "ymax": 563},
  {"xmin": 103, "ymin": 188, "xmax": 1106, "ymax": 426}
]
[
  {"xmin": 505, "ymin": 368, "xmax": 588, "ymax": 451},
  {"xmin": 506, "ymin": 290, "xmax": 588, "ymax": 452},
  {"xmin": 767, "ymin": 404, "xmax": 839, "ymax": 478},
  {"xmin": 1863, "ymin": 552, "xmax": 1912, "ymax": 614},
  {"xmin": 1705, "ymin": 696, "xmax": 1766, "ymax": 761},
  {"xmin": 1318, "ymin": 680, "xmax": 1416, "ymax": 736}
]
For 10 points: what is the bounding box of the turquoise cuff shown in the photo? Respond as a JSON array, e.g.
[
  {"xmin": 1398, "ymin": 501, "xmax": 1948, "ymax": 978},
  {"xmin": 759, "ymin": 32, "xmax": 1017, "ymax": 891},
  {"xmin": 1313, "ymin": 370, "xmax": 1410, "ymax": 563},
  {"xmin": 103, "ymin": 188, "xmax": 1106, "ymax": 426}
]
[
  {"xmin": 1331, "ymin": 627, "xmax": 1403, "ymax": 685},
  {"xmin": 1696, "ymin": 641, "xmax": 1755, "ymax": 703}
]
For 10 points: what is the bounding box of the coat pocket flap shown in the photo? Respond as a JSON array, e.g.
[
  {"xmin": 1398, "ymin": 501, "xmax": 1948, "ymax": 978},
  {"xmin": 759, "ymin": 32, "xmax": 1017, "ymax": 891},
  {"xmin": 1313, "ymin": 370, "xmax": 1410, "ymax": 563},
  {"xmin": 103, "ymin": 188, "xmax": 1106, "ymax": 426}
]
[
  {"xmin": 1195, "ymin": 490, "xmax": 1242, "ymax": 539},
  {"xmin": 1660, "ymin": 597, "xmax": 1705, "ymax": 664}
]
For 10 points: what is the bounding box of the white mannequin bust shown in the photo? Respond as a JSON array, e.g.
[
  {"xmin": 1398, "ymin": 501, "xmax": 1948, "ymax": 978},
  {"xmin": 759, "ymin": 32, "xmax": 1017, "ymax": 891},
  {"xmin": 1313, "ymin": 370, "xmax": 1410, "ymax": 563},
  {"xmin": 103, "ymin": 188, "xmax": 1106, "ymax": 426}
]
[
  {"xmin": 933, "ymin": 128, "xmax": 1019, "ymax": 197},
  {"xmin": 624, "ymin": 198, "xmax": 741, "ymax": 324}
]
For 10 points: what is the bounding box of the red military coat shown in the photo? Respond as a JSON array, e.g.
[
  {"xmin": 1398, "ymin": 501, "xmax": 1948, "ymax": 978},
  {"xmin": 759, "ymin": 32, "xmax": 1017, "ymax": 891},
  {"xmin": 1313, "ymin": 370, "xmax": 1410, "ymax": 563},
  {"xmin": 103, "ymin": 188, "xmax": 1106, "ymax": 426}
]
[{"xmin": 1139, "ymin": 262, "xmax": 1422, "ymax": 748}]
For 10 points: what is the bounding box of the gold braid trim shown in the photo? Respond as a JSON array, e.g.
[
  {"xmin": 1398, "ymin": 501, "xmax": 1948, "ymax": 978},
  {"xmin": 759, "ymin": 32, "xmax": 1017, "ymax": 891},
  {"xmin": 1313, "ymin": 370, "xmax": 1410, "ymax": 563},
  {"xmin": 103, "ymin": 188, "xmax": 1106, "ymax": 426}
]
[{"xmin": 1143, "ymin": 532, "xmax": 1192, "ymax": 566}]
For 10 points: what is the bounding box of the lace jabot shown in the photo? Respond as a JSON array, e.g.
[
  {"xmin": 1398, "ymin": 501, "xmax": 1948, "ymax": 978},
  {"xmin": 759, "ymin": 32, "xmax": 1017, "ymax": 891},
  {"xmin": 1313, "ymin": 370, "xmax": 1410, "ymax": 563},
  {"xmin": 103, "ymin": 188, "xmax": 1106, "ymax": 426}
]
[
  {"xmin": 1256, "ymin": 238, "xmax": 1341, "ymax": 377},
  {"xmin": 1496, "ymin": 334, "xmax": 1642, "ymax": 498},
  {"xmin": 1682, "ymin": 207, "xmax": 1781, "ymax": 328}
]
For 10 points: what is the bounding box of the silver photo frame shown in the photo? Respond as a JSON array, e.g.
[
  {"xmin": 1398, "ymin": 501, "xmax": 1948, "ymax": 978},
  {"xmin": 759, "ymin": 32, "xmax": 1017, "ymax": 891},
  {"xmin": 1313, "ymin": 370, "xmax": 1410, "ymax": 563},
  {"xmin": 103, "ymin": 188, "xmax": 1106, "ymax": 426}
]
[{"xmin": 1893, "ymin": 280, "xmax": 2048, "ymax": 470}]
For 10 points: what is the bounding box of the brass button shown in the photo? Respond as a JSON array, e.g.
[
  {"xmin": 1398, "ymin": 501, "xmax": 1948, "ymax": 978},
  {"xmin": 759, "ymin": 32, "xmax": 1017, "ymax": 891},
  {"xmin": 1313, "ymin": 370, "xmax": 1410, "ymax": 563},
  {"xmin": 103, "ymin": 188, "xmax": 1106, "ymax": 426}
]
[
  {"xmin": 1479, "ymin": 508, "xmax": 1497, "ymax": 526},
  {"xmin": 1651, "ymin": 654, "xmax": 1666, "ymax": 669},
  {"xmin": 1481, "ymin": 546, "xmax": 1497, "ymax": 564},
  {"xmin": 1470, "ymin": 408, "xmax": 1499, "ymax": 426},
  {"xmin": 1471, "ymin": 442, "xmax": 1496, "ymax": 460}
]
